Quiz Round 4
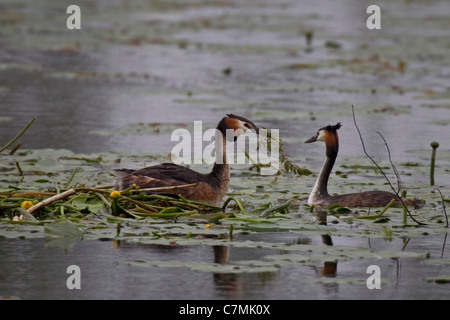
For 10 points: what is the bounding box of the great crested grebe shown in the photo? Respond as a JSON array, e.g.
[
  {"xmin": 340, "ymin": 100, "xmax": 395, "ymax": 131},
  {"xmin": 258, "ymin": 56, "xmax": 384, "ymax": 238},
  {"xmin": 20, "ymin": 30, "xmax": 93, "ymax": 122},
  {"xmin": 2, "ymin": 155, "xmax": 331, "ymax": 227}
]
[
  {"xmin": 305, "ymin": 122, "xmax": 422, "ymax": 208},
  {"xmin": 113, "ymin": 114, "xmax": 259, "ymax": 206}
]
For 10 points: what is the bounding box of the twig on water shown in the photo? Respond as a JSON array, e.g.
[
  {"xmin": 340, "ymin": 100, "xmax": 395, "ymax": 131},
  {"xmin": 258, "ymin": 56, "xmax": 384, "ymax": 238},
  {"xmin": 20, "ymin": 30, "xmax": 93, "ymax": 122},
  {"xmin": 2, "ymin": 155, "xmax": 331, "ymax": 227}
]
[
  {"xmin": 27, "ymin": 188, "xmax": 77, "ymax": 214},
  {"xmin": 351, "ymin": 105, "xmax": 423, "ymax": 225},
  {"xmin": 434, "ymin": 188, "xmax": 448, "ymax": 227},
  {"xmin": 377, "ymin": 132, "xmax": 403, "ymax": 193},
  {"xmin": 119, "ymin": 195, "xmax": 159, "ymax": 212},
  {"xmin": 441, "ymin": 233, "xmax": 448, "ymax": 259},
  {"xmin": 402, "ymin": 190, "xmax": 408, "ymax": 225}
]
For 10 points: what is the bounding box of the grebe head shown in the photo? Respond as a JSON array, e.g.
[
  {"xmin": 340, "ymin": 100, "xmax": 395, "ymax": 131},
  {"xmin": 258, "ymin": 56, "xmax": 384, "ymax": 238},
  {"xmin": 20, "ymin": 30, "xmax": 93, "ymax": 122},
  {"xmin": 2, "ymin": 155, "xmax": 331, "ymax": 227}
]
[
  {"xmin": 305, "ymin": 122, "xmax": 341, "ymax": 157},
  {"xmin": 305, "ymin": 122, "xmax": 341, "ymax": 144},
  {"xmin": 217, "ymin": 114, "xmax": 259, "ymax": 141}
]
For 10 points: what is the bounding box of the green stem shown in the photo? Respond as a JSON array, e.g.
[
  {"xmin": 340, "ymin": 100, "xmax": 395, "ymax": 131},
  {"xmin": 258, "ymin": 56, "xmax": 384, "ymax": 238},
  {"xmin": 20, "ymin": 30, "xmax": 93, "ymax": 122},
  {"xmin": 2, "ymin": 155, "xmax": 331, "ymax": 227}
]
[
  {"xmin": 64, "ymin": 168, "xmax": 78, "ymax": 189},
  {"xmin": 120, "ymin": 183, "xmax": 137, "ymax": 194},
  {"xmin": 60, "ymin": 205, "xmax": 66, "ymax": 219},
  {"xmin": 94, "ymin": 192, "xmax": 112, "ymax": 208},
  {"xmin": 261, "ymin": 200, "xmax": 291, "ymax": 217},
  {"xmin": 15, "ymin": 161, "xmax": 23, "ymax": 176},
  {"xmin": 120, "ymin": 195, "xmax": 159, "ymax": 212},
  {"xmin": 430, "ymin": 141, "xmax": 439, "ymax": 186},
  {"xmin": 132, "ymin": 210, "xmax": 199, "ymax": 218},
  {"xmin": 222, "ymin": 197, "xmax": 246, "ymax": 214},
  {"xmin": 0, "ymin": 117, "xmax": 36, "ymax": 153},
  {"xmin": 0, "ymin": 203, "xmax": 21, "ymax": 209},
  {"xmin": 9, "ymin": 142, "xmax": 22, "ymax": 155}
]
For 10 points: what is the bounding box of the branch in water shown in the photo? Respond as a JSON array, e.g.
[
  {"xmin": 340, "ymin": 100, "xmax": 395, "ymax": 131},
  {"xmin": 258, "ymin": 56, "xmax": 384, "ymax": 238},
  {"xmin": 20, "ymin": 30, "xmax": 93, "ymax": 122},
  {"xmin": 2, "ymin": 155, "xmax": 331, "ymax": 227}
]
[
  {"xmin": 27, "ymin": 189, "xmax": 77, "ymax": 214},
  {"xmin": 376, "ymin": 131, "xmax": 403, "ymax": 193},
  {"xmin": 351, "ymin": 105, "xmax": 424, "ymax": 225}
]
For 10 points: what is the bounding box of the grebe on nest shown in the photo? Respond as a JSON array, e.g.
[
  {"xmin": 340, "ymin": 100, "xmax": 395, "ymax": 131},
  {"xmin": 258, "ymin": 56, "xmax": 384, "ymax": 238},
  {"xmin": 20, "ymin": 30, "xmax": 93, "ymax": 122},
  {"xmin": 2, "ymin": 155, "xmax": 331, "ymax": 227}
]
[
  {"xmin": 113, "ymin": 114, "xmax": 259, "ymax": 206},
  {"xmin": 305, "ymin": 122, "xmax": 422, "ymax": 208}
]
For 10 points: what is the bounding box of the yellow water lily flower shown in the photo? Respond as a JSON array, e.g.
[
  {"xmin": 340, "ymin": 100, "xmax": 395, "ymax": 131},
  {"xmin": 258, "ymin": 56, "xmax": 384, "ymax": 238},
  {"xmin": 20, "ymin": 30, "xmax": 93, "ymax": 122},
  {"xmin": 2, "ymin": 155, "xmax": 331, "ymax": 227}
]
[
  {"xmin": 21, "ymin": 201, "xmax": 33, "ymax": 210},
  {"xmin": 110, "ymin": 190, "xmax": 121, "ymax": 199}
]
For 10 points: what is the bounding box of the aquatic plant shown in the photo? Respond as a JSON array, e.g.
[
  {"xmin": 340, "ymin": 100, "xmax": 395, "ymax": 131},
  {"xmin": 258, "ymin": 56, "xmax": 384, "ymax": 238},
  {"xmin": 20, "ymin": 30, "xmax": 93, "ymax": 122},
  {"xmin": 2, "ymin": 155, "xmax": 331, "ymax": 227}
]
[{"xmin": 430, "ymin": 141, "xmax": 439, "ymax": 186}]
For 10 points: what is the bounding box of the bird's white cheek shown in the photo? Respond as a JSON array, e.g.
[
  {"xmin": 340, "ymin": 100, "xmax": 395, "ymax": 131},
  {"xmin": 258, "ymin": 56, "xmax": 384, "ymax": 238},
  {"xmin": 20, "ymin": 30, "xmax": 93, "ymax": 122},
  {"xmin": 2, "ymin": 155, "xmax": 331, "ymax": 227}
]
[{"xmin": 317, "ymin": 131, "xmax": 326, "ymax": 141}]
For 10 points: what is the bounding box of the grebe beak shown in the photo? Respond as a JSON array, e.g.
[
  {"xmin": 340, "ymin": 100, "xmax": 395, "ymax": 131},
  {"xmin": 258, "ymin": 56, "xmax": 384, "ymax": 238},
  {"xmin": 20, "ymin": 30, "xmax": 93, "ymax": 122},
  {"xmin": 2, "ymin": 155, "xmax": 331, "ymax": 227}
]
[{"xmin": 305, "ymin": 133, "xmax": 318, "ymax": 143}]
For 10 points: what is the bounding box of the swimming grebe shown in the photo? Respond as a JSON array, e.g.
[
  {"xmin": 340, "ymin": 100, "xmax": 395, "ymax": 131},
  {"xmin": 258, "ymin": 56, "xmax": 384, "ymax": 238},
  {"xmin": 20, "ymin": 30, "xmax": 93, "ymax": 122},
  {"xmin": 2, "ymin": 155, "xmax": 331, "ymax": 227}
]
[
  {"xmin": 305, "ymin": 122, "xmax": 422, "ymax": 208},
  {"xmin": 113, "ymin": 114, "xmax": 259, "ymax": 206}
]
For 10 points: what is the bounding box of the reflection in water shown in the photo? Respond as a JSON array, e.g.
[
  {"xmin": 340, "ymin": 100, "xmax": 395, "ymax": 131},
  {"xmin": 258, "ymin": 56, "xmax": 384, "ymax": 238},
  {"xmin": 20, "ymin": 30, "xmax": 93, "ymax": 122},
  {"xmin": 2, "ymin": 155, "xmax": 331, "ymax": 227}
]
[
  {"xmin": 213, "ymin": 245, "xmax": 281, "ymax": 299},
  {"xmin": 321, "ymin": 234, "xmax": 333, "ymax": 246},
  {"xmin": 213, "ymin": 245, "xmax": 229, "ymax": 265},
  {"xmin": 316, "ymin": 234, "xmax": 338, "ymax": 294},
  {"xmin": 44, "ymin": 235, "xmax": 80, "ymax": 253},
  {"xmin": 1, "ymin": 231, "xmax": 448, "ymax": 299},
  {"xmin": 212, "ymin": 245, "xmax": 240, "ymax": 299},
  {"xmin": 106, "ymin": 228, "xmax": 341, "ymax": 298},
  {"xmin": 312, "ymin": 208, "xmax": 328, "ymax": 225},
  {"xmin": 106, "ymin": 240, "xmax": 278, "ymax": 299},
  {"xmin": 107, "ymin": 239, "xmax": 284, "ymax": 299},
  {"xmin": 293, "ymin": 208, "xmax": 340, "ymax": 294}
]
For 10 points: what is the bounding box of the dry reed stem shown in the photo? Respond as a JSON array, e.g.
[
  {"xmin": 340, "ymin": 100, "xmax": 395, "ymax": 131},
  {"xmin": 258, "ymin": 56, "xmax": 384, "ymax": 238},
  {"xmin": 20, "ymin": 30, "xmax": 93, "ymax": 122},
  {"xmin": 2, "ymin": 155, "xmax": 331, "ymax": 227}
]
[{"xmin": 27, "ymin": 189, "xmax": 77, "ymax": 214}]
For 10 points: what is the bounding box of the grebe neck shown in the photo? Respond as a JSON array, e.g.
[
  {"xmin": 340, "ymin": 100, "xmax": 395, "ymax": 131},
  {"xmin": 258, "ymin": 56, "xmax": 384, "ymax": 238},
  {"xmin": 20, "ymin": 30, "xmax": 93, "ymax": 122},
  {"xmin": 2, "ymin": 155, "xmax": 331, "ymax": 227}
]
[
  {"xmin": 308, "ymin": 137, "xmax": 339, "ymax": 205},
  {"xmin": 209, "ymin": 132, "xmax": 230, "ymax": 187}
]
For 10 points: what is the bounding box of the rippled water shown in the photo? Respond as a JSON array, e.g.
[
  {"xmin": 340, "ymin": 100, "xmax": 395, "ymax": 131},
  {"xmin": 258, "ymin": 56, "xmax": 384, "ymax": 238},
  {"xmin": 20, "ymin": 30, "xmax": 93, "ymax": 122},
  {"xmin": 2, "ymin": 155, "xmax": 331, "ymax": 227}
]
[{"xmin": 1, "ymin": 233, "xmax": 449, "ymax": 300}]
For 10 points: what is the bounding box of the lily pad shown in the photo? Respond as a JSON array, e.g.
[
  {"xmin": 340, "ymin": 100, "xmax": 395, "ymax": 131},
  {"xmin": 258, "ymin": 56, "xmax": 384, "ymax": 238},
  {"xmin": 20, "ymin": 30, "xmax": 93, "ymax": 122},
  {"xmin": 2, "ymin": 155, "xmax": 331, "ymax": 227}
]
[{"xmin": 44, "ymin": 220, "xmax": 82, "ymax": 239}]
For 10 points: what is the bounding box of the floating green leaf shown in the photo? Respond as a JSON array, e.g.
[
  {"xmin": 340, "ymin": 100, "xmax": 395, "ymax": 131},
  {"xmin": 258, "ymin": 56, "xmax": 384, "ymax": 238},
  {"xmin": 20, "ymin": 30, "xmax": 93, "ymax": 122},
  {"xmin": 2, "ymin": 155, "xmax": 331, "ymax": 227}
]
[{"xmin": 44, "ymin": 220, "xmax": 82, "ymax": 239}]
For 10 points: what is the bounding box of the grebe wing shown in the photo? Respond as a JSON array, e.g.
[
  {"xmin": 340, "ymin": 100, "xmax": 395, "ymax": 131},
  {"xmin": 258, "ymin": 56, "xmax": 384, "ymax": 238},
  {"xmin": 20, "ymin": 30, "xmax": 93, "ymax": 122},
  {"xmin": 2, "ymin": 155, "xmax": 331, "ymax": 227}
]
[
  {"xmin": 113, "ymin": 163, "xmax": 205, "ymax": 190},
  {"xmin": 131, "ymin": 163, "xmax": 204, "ymax": 184},
  {"xmin": 330, "ymin": 190, "xmax": 422, "ymax": 208}
]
